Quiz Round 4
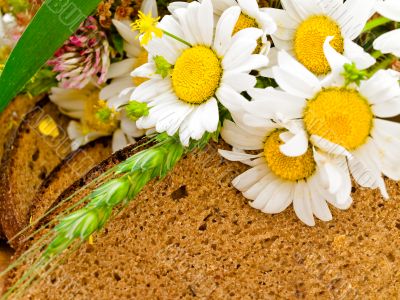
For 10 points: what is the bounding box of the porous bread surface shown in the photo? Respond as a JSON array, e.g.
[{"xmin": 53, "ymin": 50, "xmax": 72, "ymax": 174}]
[
  {"xmin": 0, "ymin": 95, "xmax": 42, "ymax": 238},
  {"xmin": 7, "ymin": 142, "xmax": 400, "ymax": 299},
  {"xmin": 0, "ymin": 95, "xmax": 42, "ymax": 161},
  {"xmin": 29, "ymin": 138, "xmax": 112, "ymax": 230},
  {"xmin": 4, "ymin": 140, "xmax": 149, "ymax": 297},
  {"xmin": 0, "ymin": 99, "xmax": 71, "ymax": 244}
]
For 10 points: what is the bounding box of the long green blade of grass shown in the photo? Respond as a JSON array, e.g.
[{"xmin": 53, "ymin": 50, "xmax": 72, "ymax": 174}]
[{"xmin": 0, "ymin": 0, "xmax": 102, "ymax": 112}]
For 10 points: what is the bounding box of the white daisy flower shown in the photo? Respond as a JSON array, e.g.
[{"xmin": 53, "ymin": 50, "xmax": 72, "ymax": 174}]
[
  {"xmin": 266, "ymin": 0, "xmax": 376, "ymax": 75},
  {"xmin": 99, "ymin": 0, "xmax": 158, "ymax": 110},
  {"xmin": 373, "ymin": 0, "xmax": 400, "ymax": 56},
  {"xmin": 219, "ymin": 116, "xmax": 352, "ymax": 226},
  {"xmin": 168, "ymin": 0, "xmax": 277, "ymax": 54},
  {"xmin": 131, "ymin": 0, "xmax": 269, "ymax": 146},
  {"xmin": 247, "ymin": 40, "xmax": 400, "ymax": 199},
  {"xmin": 50, "ymin": 84, "xmax": 143, "ymax": 152}
]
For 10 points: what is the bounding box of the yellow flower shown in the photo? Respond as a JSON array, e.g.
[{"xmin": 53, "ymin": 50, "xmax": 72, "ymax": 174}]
[{"xmin": 131, "ymin": 11, "xmax": 163, "ymax": 46}]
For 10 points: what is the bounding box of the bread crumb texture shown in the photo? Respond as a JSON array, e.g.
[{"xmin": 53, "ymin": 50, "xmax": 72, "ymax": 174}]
[
  {"xmin": 0, "ymin": 100, "xmax": 71, "ymax": 243},
  {"xmin": 29, "ymin": 138, "xmax": 112, "ymax": 227},
  {"xmin": 9, "ymin": 143, "xmax": 400, "ymax": 299}
]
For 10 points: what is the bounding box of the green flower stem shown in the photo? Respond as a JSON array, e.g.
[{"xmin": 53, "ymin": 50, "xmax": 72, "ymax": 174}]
[
  {"xmin": 162, "ymin": 30, "xmax": 192, "ymax": 47},
  {"xmin": 369, "ymin": 54, "xmax": 396, "ymax": 76},
  {"xmin": 371, "ymin": 50, "xmax": 383, "ymax": 59},
  {"xmin": 362, "ymin": 17, "xmax": 392, "ymax": 33}
]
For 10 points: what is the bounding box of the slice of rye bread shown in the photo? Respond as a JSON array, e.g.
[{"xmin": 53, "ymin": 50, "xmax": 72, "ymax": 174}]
[
  {"xmin": 6, "ymin": 141, "xmax": 400, "ymax": 299},
  {"xmin": 0, "ymin": 95, "xmax": 43, "ymax": 238},
  {"xmin": 0, "ymin": 95, "xmax": 43, "ymax": 163},
  {"xmin": 25, "ymin": 137, "xmax": 113, "ymax": 243},
  {"xmin": 0, "ymin": 98, "xmax": 72, "ymax": 245}
]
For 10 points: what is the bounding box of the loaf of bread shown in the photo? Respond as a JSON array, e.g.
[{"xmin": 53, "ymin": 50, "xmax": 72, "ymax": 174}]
[
  {"xmin": 5, "ymin": 142, "xmax": 400, "ymax": 299},
  {"xmin": 0, "ymin": 98, "xmax": 71, "ymax": 245}
]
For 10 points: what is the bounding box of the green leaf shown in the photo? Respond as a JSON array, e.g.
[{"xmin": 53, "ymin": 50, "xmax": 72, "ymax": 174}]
[
  {"xmin": 255, "ymin": 76, "xmax": 278, "ymax": 89},
  {"xmin": 21, "ymin": 68, "xmax": 58, "ymax": 96},
  {"xmin": 0, "ymin": 0, "xmax": 102, "ymax": 113},
  {"xmin": 110, "ymin": 31, "xmax": 124, "ymax": 56}
]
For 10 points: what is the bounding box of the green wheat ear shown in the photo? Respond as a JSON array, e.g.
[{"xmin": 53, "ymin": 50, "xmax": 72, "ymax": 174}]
[{"xmin": 1, "ymin": 132, "xmax": 214, "ymax": 299}]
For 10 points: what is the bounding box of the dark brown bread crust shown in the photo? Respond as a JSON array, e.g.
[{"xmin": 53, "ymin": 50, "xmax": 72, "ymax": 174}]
[
  {"xmin": 18, "ymin": 138, "xmax": 152, "ymax": 243},
  {"xmin": 6, "ymin": 142, "xmax": 400, "ymax": 299},
  {"xmin": 26, "ymin": 137, "xmax": 113, "ymax": 243},
  {"xmin": 43, "ymin": 137, "xmax": 153, "ymax": 219},
  {"xmin": 0, "ymin": 95, "xmax": 44, "ymax": 238},
  {"xmin": 4, "ymin": 139, "xmax": 152, "ymax": 293},
  {"xmin": 0, "ymin": 95, "xmax": 43, "ymax": 163},
  {"xmin": 0, "ymin": 98, "xmax": 71, "ymax": 245}
]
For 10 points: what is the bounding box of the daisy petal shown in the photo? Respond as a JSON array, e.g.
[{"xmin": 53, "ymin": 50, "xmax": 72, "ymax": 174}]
[
  {"xmin": 375, "ymin": 0, "xmax": 400, "ymax": 22},
  {"xmin": 244, "ymin": 173, "xmax": 274, "ymax": 200},
  {"xmin": 279, "ymin": 130, "xmax": 308, "ymax": 157},
  {"xmin": 200, "ymin": 98, "xmax": 219, "ymax": 133},
  {"xmin": 333, "ymin": 0, "xmax": 375, "ymax": 40},
  {"xmin": 373, "ymin": 29, "xmax": 400, "ymax": 57},
  {"xmin": 107, "ymin": 59, "xmax": 135, "ymax": 79},
  {"xmin": 221, "ymin": 120, "xmax": 264, "ymax": 150},
  {"xmin": 344, "ymin": 39, "xmax": 376, "ymax": 70},
  {"xmin": 112, "ymin": 20, "xmax": 137, "ymax": 45},
  {"xmin": 214, "ymin": 6, "xmax": 241, "ymax": 56},
  {"xmin": 247, "ymin": 87, "xmax": 305, "ymax": 119},
  {"xmin": 310, "ymin": 135, "xmax": 351, "ymax": 157},
  {"xmin": 293, "ymin": 181, "xmax": 315, "ymax": 226},
  {"xmin": 360, "ymin": 70, "xmax": 400, "ymax": 105},
  {"xmin": 216, "ymin": 84, "xmax": 249, "ymax": 112},
  {"xmin": 251, "ymin": 179, "xmax": 282, "ymax": 210},
  {"xmin": 323, "ymin": 36, "xmax": 349, "ymax": 74},
  {"xmin": 261, "ymin": 182, "xmax": 293, "ymax": 214},
  {"xmin": 141, "ymin": 0, "xmax": 158, "ymax": 16},
  {"xmin": 197, "ymin": 0, "xmax": 214, "ymax": 46},
  {"xmin": 218, "ymin": 149, "xmax": 262, "ymax": 162},
  {"xmin": 309, "ymin": 183, "xmax": 332, "ymax": 222},
  {"xmin": 222, "ymin": 72, "xmax": 256, "ymax": 92},
  {"xmin": 112, "ymin": 129, "xmax": 129, "ymax": 152},
  {"xmin": 232, "ymin": 164, "xmax": 269, "ymax": 191}
]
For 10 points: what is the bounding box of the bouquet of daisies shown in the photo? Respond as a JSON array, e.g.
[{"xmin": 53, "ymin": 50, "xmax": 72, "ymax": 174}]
[{"xmin": 0, "ymin": 0, "xmax": 399, "ymax": 297}]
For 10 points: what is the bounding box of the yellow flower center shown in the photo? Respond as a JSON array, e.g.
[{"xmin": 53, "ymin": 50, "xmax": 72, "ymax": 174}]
[
  {"xmin": 132, "ymin": 50, "xmax": 149, "ymax": 87},
  {"xmin": 233, "ymin": 13, "xmax": 259, "ymax": 35},
  {"xmin": 294, "ymin": 15, "xmax": 344, "ymax": 75},
  {"xmin": 233, "ymin": 13, "xmax": 262, "ymax": 53},
  {"xmin": 171, "ymin": 46, "xmax": 222, "ymax": 104},
  {"xmin": 264, "ymin": 130, "xmax": 316, "ymax": 181},
  {"xmin": 83, "ymin": 90, "xmax": 119, "ymax": 134},
  {"xmin": 303, "ymin": 88, "xmax": 373, "ymax": 150}
]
